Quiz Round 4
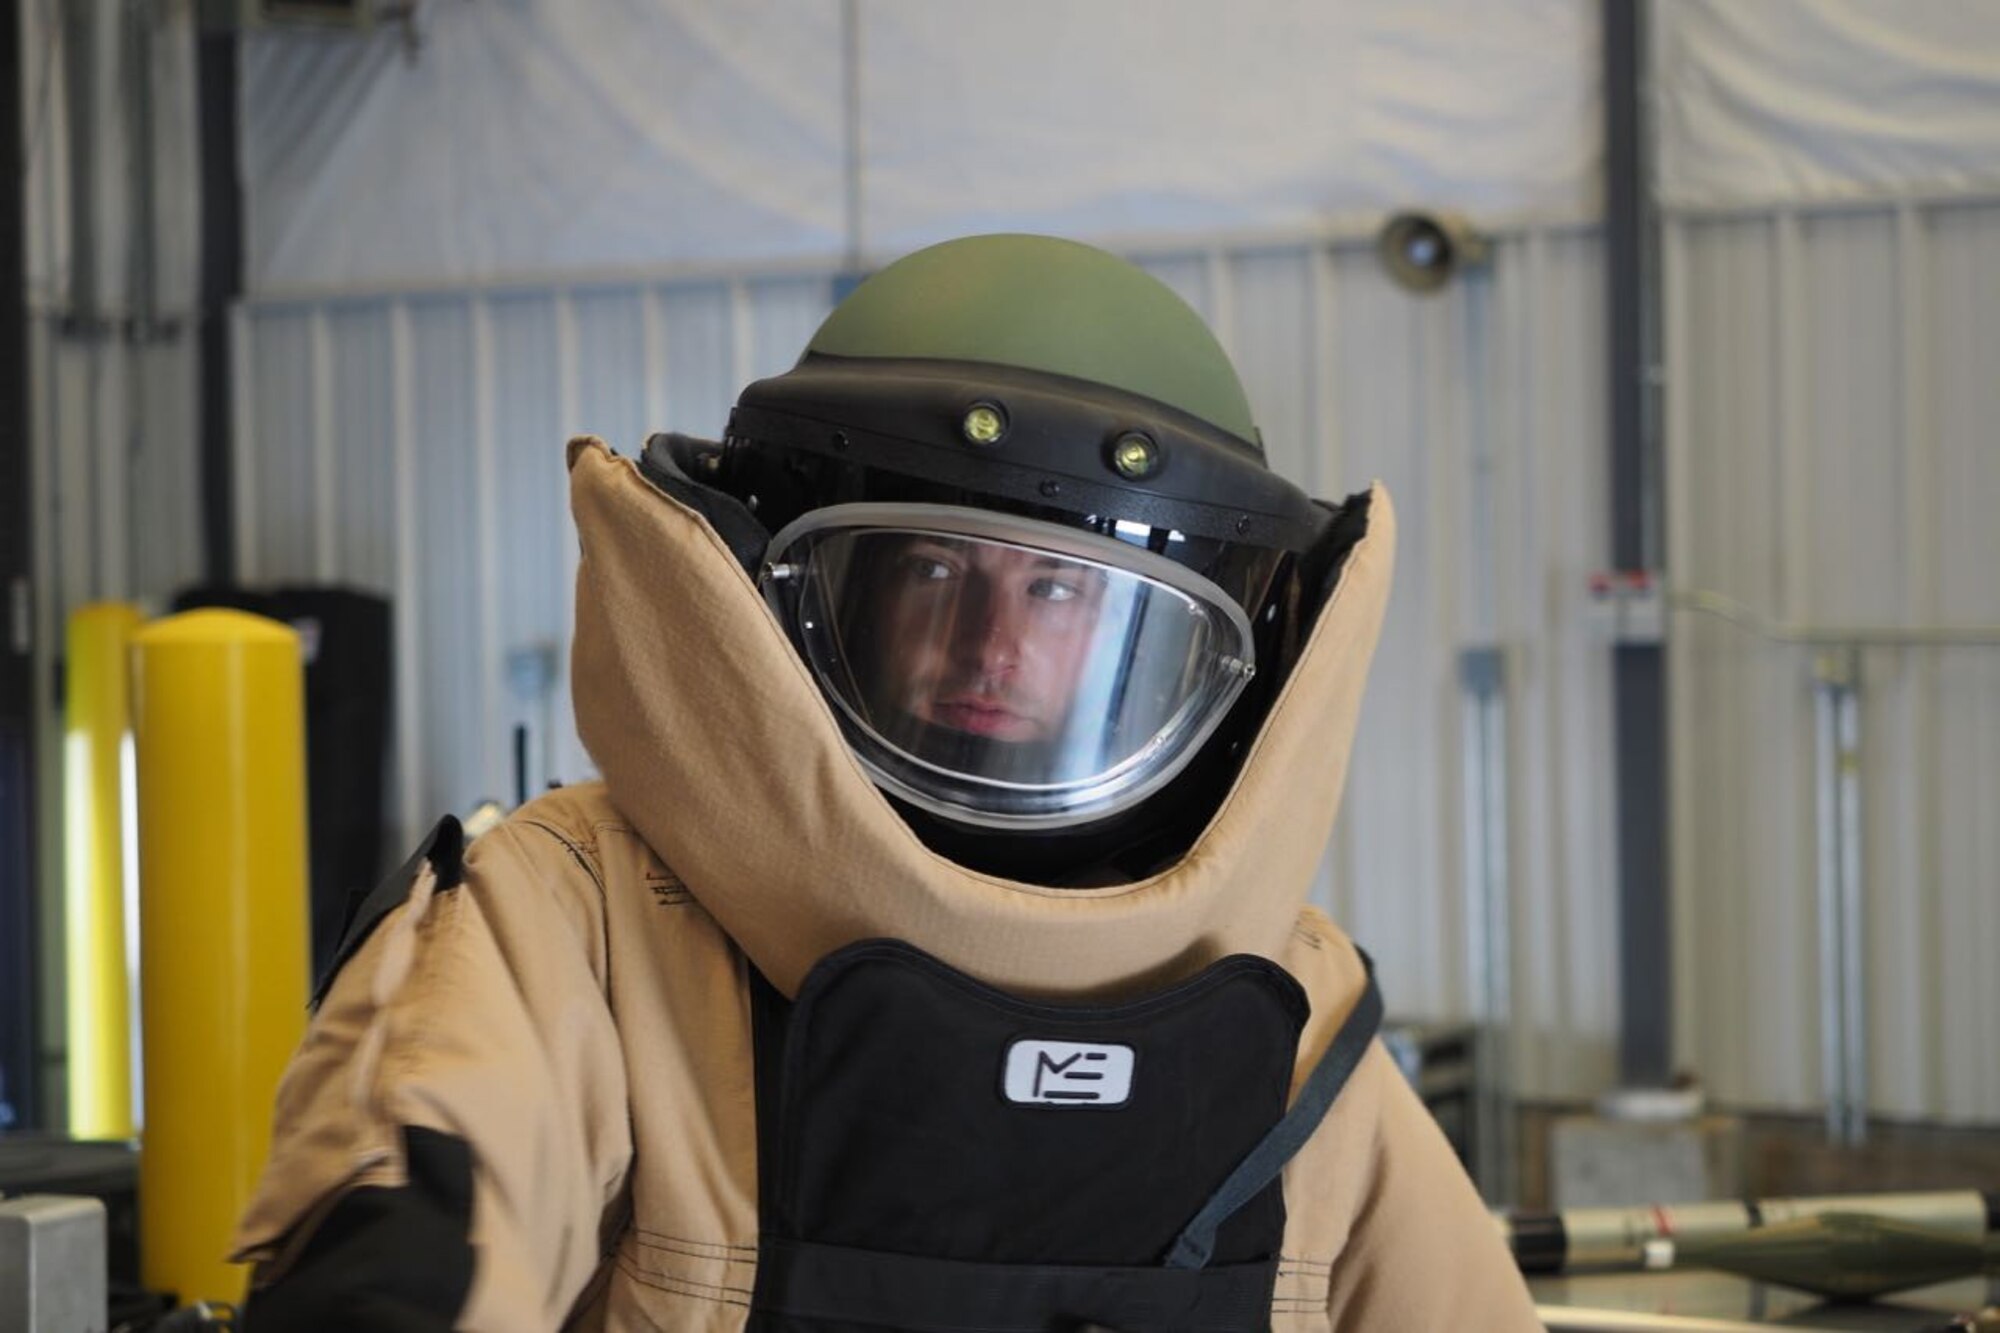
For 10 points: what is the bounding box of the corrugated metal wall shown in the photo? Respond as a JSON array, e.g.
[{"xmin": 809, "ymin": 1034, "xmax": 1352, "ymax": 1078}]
[
  {"xmin": 1664, "ymin": 198, "xmax": 2000, "ymax": 1124},
  {"xmin": 26, "ymin": 0, "xmax": 1999, "ymax": 1139},
  {"xmin": 30, "ymin": 328, "xmax": 203, "ymax": 616},
  {"xmin": 229, "ymin": 277, "xmax": 833, "ymax": 848},
  {"xmin": 27, "ymin": 321, "xmax": 204, "ymax": 1092},
  {"xmin": 225, "ymin": 231, "xmax": 1623, "ymax": 1101},
  {"xmin": 45, "ymin": 208, "xmax": 2000, "ymax": 1124}
]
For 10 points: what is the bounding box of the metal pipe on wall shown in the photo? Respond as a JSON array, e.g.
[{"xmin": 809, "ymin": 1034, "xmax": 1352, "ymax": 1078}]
[
  {"xmin": 1810, "ymin": 648, "xmax": 1869, "ymax": 1146},
  {"xmin": 1460, "ymin": 645, "xmax": 1517, "ymax": 1202},
  {"xmin": 1603, "ymin": 0, "xmax": 1672, "ymax": 1090},
  {"xmin": 0, "ymin": 0, "xmax": 44, "ymax": 1132},
  {"xmin": 196, "ymin": 25, "xmax": 243, "ymax": 585}
]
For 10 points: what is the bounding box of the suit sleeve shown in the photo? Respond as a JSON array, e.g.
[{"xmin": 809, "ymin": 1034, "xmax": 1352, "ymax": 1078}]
[
  {"xmin": 232, "ymin": 818, "xmax": 633, "ymax": 1332},
  {"xmin": 1324, "ymin": 1046, "xmax": 1544, "ymax": 1331}
]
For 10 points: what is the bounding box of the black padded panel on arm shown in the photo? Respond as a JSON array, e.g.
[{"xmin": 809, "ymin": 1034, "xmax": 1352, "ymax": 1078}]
[{"xmin": 241, "ymin": 1126, "xmax": 475, "ymax": 1332}]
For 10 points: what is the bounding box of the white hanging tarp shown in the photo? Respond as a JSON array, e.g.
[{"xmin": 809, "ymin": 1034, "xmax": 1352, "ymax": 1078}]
[
  {"xmin": 242, "ymin": 0, "xmax": 1601, "ymax": 294},
  {"xmin": 242, "ymin": 0, "xmax": 851, "ymax": 293},
  {"xmin": 854, "ymin": 0, "xmax": 1600, "ymax": 256},
  {"xmin": 1656, "ymin": 0, "xmax": 2000, "ymax": 209}
]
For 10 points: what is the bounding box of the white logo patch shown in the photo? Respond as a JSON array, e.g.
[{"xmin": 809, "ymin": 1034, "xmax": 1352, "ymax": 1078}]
[{"xmin": 1002, "ymin": 1040, "xmax": 1135, "ymax": 1107}]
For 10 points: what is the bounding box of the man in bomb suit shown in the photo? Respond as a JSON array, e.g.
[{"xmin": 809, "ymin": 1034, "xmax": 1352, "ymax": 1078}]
[{"xmin": 232, "ymin": 234, "xmax": 1543, "ymax": 1331}]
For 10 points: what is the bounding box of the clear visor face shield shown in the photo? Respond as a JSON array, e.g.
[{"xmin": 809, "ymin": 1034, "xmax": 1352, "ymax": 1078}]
[{"xmin": 759, "ymin": 504, "xmax": 1259, "ymax": 830}]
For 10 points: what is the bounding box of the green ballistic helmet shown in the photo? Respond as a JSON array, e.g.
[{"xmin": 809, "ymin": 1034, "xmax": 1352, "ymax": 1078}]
[
  {"xmin": 724, "ymin": 233, "xmax": 1326, "ymax": 559},
  {"xmin": 809, "ymin": 233, "xmax": 1262, "ymax": 448},
  {"xmin": 651, "ymin": 235, "xmax": 1353, "ymax": 878}
]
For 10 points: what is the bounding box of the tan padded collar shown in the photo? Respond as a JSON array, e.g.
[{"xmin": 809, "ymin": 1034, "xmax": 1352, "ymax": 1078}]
[{"xmin": 568, "ymin": 437, "xmax": 1393, "ymax": 1000}]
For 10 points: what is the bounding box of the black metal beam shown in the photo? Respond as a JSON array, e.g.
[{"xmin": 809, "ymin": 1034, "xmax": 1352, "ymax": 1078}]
[
  {"xmin": 2, "ymin": 0, "xmax": 45, "ymax": 1129},
  {"xmin": 196, "ymin": 28, "xmax": 243, "ymax": 585},
  {"xmin": 1605, "ymin": 0, "xmax": 1671, "ymax": 1087}
]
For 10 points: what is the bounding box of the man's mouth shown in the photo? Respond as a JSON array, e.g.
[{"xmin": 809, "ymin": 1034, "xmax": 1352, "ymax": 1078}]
[{"xmin": 930, "ymin": 698, "xmax": 1036, "ymax": 739}]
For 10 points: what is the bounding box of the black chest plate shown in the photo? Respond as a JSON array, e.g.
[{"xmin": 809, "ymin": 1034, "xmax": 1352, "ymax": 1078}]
[{"xmin": 746, "ymin": 939, "xmax": 1310, "ymax": 1332}]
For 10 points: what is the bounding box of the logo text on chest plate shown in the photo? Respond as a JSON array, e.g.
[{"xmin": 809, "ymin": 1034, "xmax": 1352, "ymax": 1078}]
[{"xmin": 1002, "ymin": 1040, "xmax": 1135, "ymax": 1107}]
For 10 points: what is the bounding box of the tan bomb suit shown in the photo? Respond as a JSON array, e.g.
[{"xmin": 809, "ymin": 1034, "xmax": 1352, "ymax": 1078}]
[{"xmin": 233, "ymin": 440, "xmax": 1542, "ymax": 1331}]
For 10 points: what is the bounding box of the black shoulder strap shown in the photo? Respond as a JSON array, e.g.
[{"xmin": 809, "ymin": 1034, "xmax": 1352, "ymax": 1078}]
[
  {"xmin": 1165, "ymin": 951, "xmax": 1382, "ymax": 1270},
  {"xmin": 310, "ymin": 816, "xmax": 465, "ymax": 1011}
]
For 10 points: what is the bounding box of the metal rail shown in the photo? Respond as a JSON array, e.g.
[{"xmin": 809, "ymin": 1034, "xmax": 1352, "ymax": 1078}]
[{"xmin": 1670, "ymin": 588, "xmax": 2000, "ymax": 647}]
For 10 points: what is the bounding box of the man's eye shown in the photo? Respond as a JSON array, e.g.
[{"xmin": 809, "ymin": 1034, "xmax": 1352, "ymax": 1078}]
[
  {"xmin": 905, "ymin": 556, "xmax": 956, "ymax": 582},
  {"xmin": 1028, "ymin": 577, "xmax": 1081, "ymax": 602}
]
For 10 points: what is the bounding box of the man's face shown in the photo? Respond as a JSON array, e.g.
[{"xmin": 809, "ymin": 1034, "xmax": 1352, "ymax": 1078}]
[{"xmin": 873, "ymin": 535, "xmax": 1107, "ymax": 744}]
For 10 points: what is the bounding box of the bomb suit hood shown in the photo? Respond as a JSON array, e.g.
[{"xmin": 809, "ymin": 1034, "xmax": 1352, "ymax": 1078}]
[{"xmin": 569, "ymin": 436, "xmax": 1394, "ymax": 1001}]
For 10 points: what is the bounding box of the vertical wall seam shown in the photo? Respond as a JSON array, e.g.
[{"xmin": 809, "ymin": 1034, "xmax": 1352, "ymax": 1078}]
[
  {"xmin": 1306, "ymin": 245, "xmax": 1353, "ymax": 926},
  {"xmin": 55, "ymin": 349, "xmax": 86, "ymax": 639},
  {"xmin": 229, "ymin": 305, "xmax": 256, "ymax": 584},
  {"xmin": 1424, "ymin": 289, "xmax": 1466, "ymax": 1015},
  {"xmin": 97, "ymin": 345, "xmax": 128, "ymax": 602},
  {"xmin": 470, "ymin": 297, "xmax": 502, "ymax": 804},
  {"xmin": 1774, "ymin": 209, "xmax": 1821, "ymax": 1108},
  {"xmin": 552, "ymin": 290, "xmax": 582, "ymax": 785},
  {"xmin": 727, "ymin": 280, "xmax": 753, "ymax": 402},
  {"xmin": 78, "ymin": 345, "xmax": 98, "ymax": 604},
  {"xmin": 28, "ymin": 317, "xmax": 63, "ymax": 1089},
  {"xmin": 1660, "ymin": 217, "xmax": 1701, "ymax": 1077},
  {"xmin": 29, "ymin": 314, "xmax": 57, "ymax": 710},
  {"xmin": 309, "ymin": 308, "xmax": 337, "ymax": 582},
  {"xmin": 1204, "ymin": 251, "xmax": 1237, "ymax": 364},
  {"xmin": 388, "ymin": 299, "xmax": 422, "ymax": 846},
  {"xmin": 1521, "ymin": 227, "xmax": 1564, "ymax": 1087},
  {"xmin": 1894, "ymin": 202, "xmax": 1941, "ymax": 1116},
  {"xmin": 840, "ymin": 0, "xmax": 865, "ymax": 272},
  {"xmin": 1774, "ymin": 212, "xmax": 1810, "ymax": 625},
  {"xmin": 640, "ymin": 285, "xmax": 669, "ymax": 437}
]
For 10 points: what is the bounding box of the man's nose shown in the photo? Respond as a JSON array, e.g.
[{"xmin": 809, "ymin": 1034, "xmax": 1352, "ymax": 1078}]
[{"xmin": 952, "ymin": 582, "xmax": 1026, "ymax": 673}]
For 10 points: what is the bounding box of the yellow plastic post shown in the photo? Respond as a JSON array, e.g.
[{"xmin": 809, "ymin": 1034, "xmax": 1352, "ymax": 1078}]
[
  {"xmin": 63, "ymin": 602, "xmax": 145, "ymax": 1140},
  {"xmin": 130, "ymin": 609, "xmax": 310, "ymax": 1307}
]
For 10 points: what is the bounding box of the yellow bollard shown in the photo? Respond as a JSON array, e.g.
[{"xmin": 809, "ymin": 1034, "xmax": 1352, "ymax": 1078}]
[
  {"xmin": 64, "ymin": 602, "xmax": 145, "ymax": 1140},
  {"xmin": 130, "ymin": 609, "xmax": 310, "ymax": 1307}
]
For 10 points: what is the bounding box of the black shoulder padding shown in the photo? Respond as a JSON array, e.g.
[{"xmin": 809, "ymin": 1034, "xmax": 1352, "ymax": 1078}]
[
  {"xmin": 310, "ymin": 816, "xmax": 465, "ymax": 1011},
  {"xmin": 638, "ymin": 432, "xmax": 770, "ymax": 574},
  {"xmin": 241, "ymin": 1125, "xmax": 475, "ymax": 1331}
]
